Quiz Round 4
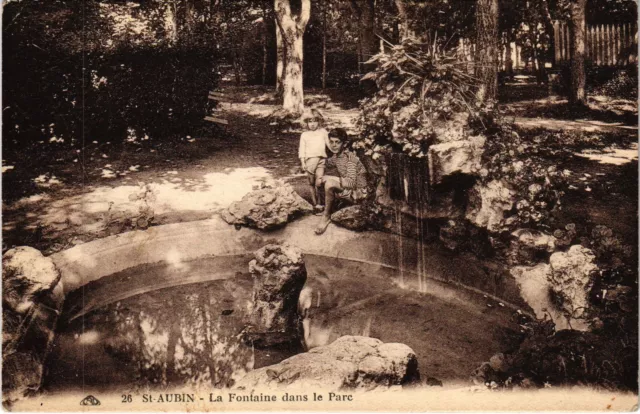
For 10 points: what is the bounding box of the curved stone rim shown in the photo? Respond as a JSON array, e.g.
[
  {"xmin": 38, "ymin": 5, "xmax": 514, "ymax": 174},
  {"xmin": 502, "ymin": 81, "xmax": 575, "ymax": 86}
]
[{"xmin": 50, "ymin": 215, "xmax": 532, "ymax": 314}]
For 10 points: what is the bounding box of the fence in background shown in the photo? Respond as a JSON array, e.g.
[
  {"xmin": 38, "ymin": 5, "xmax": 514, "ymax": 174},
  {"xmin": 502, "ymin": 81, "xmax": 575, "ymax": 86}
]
[
  {"xmin": 454, "ymin": 21, "xmax": 637, "ymax": 72},
  {"xmin": 554, "ymin": 21, "xmax": 637, "ymax": 67}
]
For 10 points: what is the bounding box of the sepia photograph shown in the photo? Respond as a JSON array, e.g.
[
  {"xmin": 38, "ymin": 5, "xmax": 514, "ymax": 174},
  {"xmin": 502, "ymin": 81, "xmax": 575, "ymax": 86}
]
[{"xmin": 2, "ymin": 0, "xmax": 639, "ymax": 411}]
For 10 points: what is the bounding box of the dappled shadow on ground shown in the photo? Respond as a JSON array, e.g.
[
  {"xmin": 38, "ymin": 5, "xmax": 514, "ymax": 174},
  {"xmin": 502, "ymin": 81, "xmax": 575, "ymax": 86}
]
[
  {"xmin": 513, "ymin": 117, "xmax": 638, "ymax": 134},
  {"xmin": 217, "ymin": 85, "xmax": 362, "ymax": 110},
  {"xmin": 2, "ymin": 85, "xmax": 360, "ymax": 254},
  {"xmin": 220, "ymin": 85, "xmax": 360, "ymax": 134},
  {"xmin": 574, "ymin": 144, "xmax": 638, "ymax": 166},
  {"xmin": 499, "ymin": 83, "xmax": 637, "ymax": 126},
  {"xmin": 504, "ymin": 96, "xmax": 638, "ymax": 126},
  {"xmin": 3, "ymin": 167, "xmax": 274, "ymax": 254},
  {"xmin": 499, "ymin": 83, "xmax": 552, "ymax": 104},
  {"xmin": 3, "ymin": 84, "xmax": 637, "ymax": 258}
]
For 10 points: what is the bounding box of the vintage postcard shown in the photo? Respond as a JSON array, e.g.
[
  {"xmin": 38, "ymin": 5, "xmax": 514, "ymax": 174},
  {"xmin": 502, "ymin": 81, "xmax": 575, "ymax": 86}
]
[{"xmin": 2, "ymin": 0, "xmax": 638, "ymax": 411}]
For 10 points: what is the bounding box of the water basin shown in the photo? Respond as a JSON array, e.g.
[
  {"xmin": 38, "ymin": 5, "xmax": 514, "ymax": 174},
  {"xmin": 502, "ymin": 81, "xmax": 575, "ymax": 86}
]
[{"xmin": 44, "ymin": 253, "xmax": 523, "ymax": 393}]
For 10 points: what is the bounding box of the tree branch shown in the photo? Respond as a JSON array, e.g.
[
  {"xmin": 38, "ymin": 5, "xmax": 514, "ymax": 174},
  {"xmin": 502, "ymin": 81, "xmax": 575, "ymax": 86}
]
[
  {"xmin": 274, "ymin": 0, "xmax": 294, "ymax": 31},
  {"xmin": 298, "ymin": 0, "xmax": 311, "ymax": 28}
]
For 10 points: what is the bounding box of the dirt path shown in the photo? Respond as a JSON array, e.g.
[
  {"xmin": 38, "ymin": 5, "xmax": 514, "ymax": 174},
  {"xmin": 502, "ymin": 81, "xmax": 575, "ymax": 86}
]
[
  {"xmin": 513, "ymin": 117, "xmax": 638, "ymax": 133},
  {"xmin": 3, "ymin": 85, "xmax": 637, "ymax": 254},
  {"xmin": 2, "ymin": 86, "xmax": 359, "ymax": 255}
]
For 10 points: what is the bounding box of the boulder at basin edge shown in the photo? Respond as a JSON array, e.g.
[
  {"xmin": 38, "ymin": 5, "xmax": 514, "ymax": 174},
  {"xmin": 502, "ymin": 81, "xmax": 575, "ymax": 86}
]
[{"xmin": 235, "ymin": 335, "xmax": 420, "ymax": 391}]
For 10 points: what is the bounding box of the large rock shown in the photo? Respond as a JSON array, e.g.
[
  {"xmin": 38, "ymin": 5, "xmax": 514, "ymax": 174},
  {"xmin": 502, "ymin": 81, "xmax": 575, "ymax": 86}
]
[
  {"xmin": 331, "ymin": 205, "xmax": 369, "ymax": 231},
  {"xmin": 236, "ymin": 336, "xmax": 419, "ymax": 391},
  {"xmin": 510, "ymin": 264, "xmax": 579, "ymax": 331},
  {"xmin": 508, "ymin": 229, "xmax": 556, "ymax": 265},
  {"xmin": 330, "ymin": 205, "xmax": 383, "ymax": 231},
  {"xmin": 3, "ymin": 246, "xmax": 61, "ymax": 314},
  {"xmin": 2, "ymin": 247, "xmax": 64, "ymax": 404},
  {"xmin": 548, "ymin": 245, "xmax": 597, "ymax": 320},
  {"xmin": 221, "ymin": 183, "xmax": 313, "ymax": 230},
  {"xmin": 427, "ymin": 135, "xmax": 485, "ymax": 185},
  {"xmin": 465, "ymin": 180, "xmax": 516, "ymax": 233},
  {"xmin": 245, "ymin": 243, "xmax": 307, "ymax": 347}
]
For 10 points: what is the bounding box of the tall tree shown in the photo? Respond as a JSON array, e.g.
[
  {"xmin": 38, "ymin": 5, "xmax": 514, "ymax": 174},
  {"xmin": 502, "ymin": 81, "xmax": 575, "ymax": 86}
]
[
  {"xmin": 261, "ymin": 1, "xmax": 269, "ymax": 85},
  {"xmin": 274, "ymin": 0, "xmax": 311, "ymax": 113},
  {"xmin": 351, "ymin": 0, "xmax": 377, "ymax": 72},
  {"xmin": 165, "ymin": 1, "xmax": 179, "ymax": 43},
  {"xmin": 394, "ymin": 0, "xmax": 411, "ymax": 40},
  {"xmin": 568, "ymin": 0, "xmax": 587, "ymax": 105},
  {"xmin": 275, "ymin": 18, "xmax": 285, "ymax": 95},
  {"xmin": 322, "ymin": 0, "xmax": 327, "ymax": 89},
  {"xmin": 475, "ymin": 0, "xmax": 499, "ymax": 103}
]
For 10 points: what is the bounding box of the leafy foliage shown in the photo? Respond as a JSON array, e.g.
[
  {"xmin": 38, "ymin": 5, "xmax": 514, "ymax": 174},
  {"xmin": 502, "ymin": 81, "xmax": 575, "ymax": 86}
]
[
  {"xmin": 375, "ymin": 0, "xmax": 475, "ymax": 44},
  {"xmin": 3, "ymin": 0, "xmax": 220, "ymax": 153},
  {"xmin": 592, "ymin": 69, "xmax": 639, "ymax": 99},
  {"xmin": 482, "ymin": 127, "xmax": 567, "ymax": 230},
  {"xmin": 354, "ymin": 39, "xmax": 485, "ymax": 159},
  {"xmin": 493, "ymin": 223, "xmax": 638, "ymax": 392}
]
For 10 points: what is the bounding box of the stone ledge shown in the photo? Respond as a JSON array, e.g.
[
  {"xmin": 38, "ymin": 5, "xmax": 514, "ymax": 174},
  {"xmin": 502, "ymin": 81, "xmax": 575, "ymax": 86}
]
[{"xmin": 50, "ymin": 216, "xmax": 531, "ymax": 313}]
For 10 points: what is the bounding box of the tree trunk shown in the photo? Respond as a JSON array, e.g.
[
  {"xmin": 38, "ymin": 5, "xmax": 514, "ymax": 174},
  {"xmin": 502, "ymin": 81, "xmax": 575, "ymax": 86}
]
[
  {"xmin": 233, "ymin": 49, "xmax": 242, "ymax": 86},
  {"xmin": 283, "ymin": 35, "xmax": 304, "ymax": 112},
  {"xmin": 322, "ymin": 0, "xmax": 327, "ymax": 90},
  {"xmin": 475, "ymin": 0, "xmax": 499, "ymax": 104},
  {"xmin": 351, "ymin": 0, "xmax": 376, "ymax": 68},
  {"xmin": 395, "ymin": 0, "xmax": 410, "ymax": 41},
  {"xmin": 262, "ymin": 2, "xmax": 268, "ymax": 85},
  {"xmin": 185, "ymin": 0, "xmax": 195, "ymax": 34},
  {"xmin": 275, "ymin": 18, "xmax": 285, "ymax": 96},
  {"xmin": 262, "ymin": 29, "xmax": 268, "ymax": 85},
  {"xmin": 568, "ymin": 0, "xmax": 587, "ymax": 105},
  {"xmin": 275, "ymin": 0, "xmax": 311, "ymax": 114},
  {"xmin": 166, "ymin": 1, "xmax": 178, "ymax": 43},
  {"xmin": 360, "ymin": 0, "xmax": 377, "ymax": 64},
  {"xmin": 505, "ymin": 32, "xmax": 513, "ymax": 77},
  {"xmin": 357, "ymin": 31, "xmax": 363, "ymax": 74},
  {"xmin": 539, "ymin": 0, "xmax": 556, "ymax": 52}
]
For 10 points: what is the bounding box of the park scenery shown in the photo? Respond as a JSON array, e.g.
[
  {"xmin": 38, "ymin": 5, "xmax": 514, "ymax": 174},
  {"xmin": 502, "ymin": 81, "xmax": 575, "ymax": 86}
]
[{"xmin": 2, "ymin": 0, "xmax": 639, "ymax": 411}]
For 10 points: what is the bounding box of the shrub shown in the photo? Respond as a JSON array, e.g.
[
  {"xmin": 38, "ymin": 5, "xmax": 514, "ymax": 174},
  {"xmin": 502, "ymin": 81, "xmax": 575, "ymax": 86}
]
[
  {"xmin": 353, "ymin": 39, "xmax": 489, "ymax": 160},
  {"xmin": 83, "ymin": 45, "xmax": 219, "ymax": 143},
  {"xmin": 2, "ymin": 1, "xmax": 220, "ymax": 152},
  {"xmin": 592, "ymin": 68, "xmax": 638, "ymax": 100},
  {"xmin": 481, "ymin": 126, "xmax": 567, "ymax": 231}
]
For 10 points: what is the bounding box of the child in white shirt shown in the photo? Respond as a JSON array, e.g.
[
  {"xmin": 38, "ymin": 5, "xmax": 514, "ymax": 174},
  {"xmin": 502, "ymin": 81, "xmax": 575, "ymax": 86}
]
[{"xmin": 299, "ymin": 110, "xmax": 328, "ymax": 210}]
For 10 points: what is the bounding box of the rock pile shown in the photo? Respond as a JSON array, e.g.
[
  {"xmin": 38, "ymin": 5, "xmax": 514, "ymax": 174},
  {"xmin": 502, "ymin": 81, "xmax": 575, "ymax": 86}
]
[
  {"xmin": 3, "ymin": 247, "xmax": 64, "ymax": 404},
  {"xmin": 244, "ymin": 243, "xmax": 307, "ymax": 347},
  {"xmin": 221, "ymin": 183, "xmax": 313, "ymax": 230}
]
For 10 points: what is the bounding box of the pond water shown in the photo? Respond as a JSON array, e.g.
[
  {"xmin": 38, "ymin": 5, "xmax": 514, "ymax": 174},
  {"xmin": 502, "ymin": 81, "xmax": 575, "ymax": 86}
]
[{"xmin": 43, "ymin": 255, "xmax": 523, "ymax": 393}]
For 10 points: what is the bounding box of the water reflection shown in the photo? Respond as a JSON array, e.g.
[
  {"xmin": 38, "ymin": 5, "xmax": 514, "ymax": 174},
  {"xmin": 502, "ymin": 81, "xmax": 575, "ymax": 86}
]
[
  {"xmin": 48, "ymin": 276, "xmax": 260, "ymax": 390},
  {"xmin": 44, "ymin": 256, "xmax": 522, "ymax": 392}
]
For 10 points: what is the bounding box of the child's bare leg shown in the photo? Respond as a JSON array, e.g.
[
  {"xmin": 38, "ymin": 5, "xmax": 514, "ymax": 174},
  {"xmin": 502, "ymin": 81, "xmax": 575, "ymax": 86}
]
[
  {"xmin": 307, "ymin": 173, "xmax": 318, "ymax": 206},
  {"xmin": 315, "ymin": 166, "xmax": 325, "ymax": 207},
  {"xmin": 314, "ymin": 176, "xmax": 341, "ymax": 235}
]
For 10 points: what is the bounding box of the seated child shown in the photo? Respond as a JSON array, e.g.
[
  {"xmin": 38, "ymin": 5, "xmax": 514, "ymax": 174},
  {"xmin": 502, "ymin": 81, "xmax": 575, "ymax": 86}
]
[
  {"xmin": 314, "ymin": 128, "xmax": 370, "ymax": 235},
  {"xmin": 298, "ymin": 110, "xmax": 329, "ymax": 211}
]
